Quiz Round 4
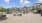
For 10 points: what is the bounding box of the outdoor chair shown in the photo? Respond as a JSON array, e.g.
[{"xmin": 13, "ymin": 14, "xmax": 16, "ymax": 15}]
[
  {"xmin": 0, "ymin": 14, "xmax": 2, "ymax": 19},
  {"xmin": 1, "ymin": 14, "xmax": 7, "ymax": 20},
  {"xmin": 41, "ymin": 14, "xmax": 42, "ymax": 16}
]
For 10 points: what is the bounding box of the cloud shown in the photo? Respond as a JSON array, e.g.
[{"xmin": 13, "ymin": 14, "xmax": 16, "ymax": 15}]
[
  {"xmin": 23, "ymin": 1, "xmax": 31, "ymax": 5},
  {"xmin": 38, "ymin": 0, "xmax": 42, "ymax": 3},
  {"xmin": 4, "ymin": 0, "xmax": 10, "ymax": 3},
  {"xmin": 13, "ymin": 3, "xmax": 15, "ymax": 5},
  {"xmin": 36, "ymin": 2, "xmax": 39, "ymax": 3},
  {"xmin": 20, "ymin": 0, "xmax": 31, "ymax": 5},
  {"xmin": 7, "ymin": 3, "xmax": 10, "ymax": 4},
  {"xmin": 20, "ymin": 0, "xmax": 23, "ymax": 3}
]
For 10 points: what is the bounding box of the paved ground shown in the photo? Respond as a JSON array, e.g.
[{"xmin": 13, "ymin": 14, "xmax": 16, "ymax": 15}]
[{"xmin": 0, "ymin": 12, "xmax": 42, "ymax": 23}]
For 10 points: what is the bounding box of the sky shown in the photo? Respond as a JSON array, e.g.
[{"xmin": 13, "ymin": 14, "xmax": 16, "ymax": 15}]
[{"xmin": 0, "ymin": 0, "xmax": 42, "ymax": 8}]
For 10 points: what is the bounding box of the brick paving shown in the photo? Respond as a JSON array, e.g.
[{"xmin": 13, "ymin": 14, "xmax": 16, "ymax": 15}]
[{"xmin": 0, "ymin": 12, "xmax": 42, "ymax": 23}]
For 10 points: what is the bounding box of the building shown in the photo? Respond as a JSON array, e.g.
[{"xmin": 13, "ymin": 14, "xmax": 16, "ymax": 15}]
[{"xmin": 34, "ymin": 3, "xmax": 42, "ymax": 10}]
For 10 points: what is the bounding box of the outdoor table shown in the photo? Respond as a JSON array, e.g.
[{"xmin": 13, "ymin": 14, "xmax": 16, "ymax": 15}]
[
  {"xmin": 18, "ymin": 13, "xmax": 22, "ymax": 16},
  {"xmin": 13, "ymin": 12, "xmax": 22, "ymax": 16},
  {"xmin": 14, "ymin": 13, "xmax": 18, "ymax": 16}
]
